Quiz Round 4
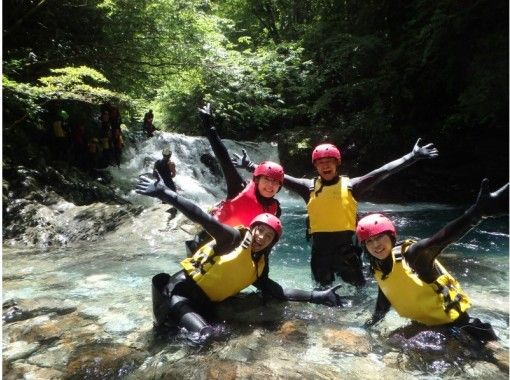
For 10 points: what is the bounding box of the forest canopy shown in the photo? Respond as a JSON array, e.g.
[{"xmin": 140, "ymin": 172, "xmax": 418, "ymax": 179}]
[{"xmin": 3, "ymin": 0, "xmax": 508, "ymax": 200}]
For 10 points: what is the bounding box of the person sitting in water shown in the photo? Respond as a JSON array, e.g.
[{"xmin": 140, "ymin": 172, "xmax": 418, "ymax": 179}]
[
  {"xmin": 186, "ymin": 103, "xmax": 284, "ymax": 255},
  {"xmin": 233, "ymin": 139, "xmax": 438, "ymax": 290},
  {"xmin": 355, "ymin": 179, "xmax": 508, "ymax": 342},
  {"xmin": 135, "ymin": 175, "xmax": 345, "ymax": 343}
]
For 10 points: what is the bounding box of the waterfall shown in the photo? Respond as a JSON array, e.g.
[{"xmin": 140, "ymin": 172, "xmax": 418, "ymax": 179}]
[{"xmin": 108, "ymin": 131, "xmax": 283, "ymax": 208}]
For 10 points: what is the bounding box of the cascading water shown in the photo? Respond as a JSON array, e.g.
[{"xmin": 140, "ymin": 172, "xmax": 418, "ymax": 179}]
[
  {"xmin": 109, "ymin": 131, "xmax": 283, "ymax": 207},
  {"xmin": 2, "ymin": 131, "xmax": 509, "ymax": 380}
]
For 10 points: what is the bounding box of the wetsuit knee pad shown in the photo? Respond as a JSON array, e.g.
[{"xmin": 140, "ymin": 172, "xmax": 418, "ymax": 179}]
[{"xmin": 169, "ymin": 295, "xmax": 209, "ymax": 333}]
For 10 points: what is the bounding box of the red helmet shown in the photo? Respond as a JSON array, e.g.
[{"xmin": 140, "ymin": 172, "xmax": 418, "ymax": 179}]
[
  {"xmin": 254, "ymin": 161, "xmax": 284, "ymax": 183},
  {"xmin": 312, "ymin": 143, "xmax": 341, "ymax": 163},
  {"xmin": 249, "ymin": 213, "xmax": 283, "ymax": 241},
  {"xmin": 356, "ymin": 213, "xmax": 396, "ymax": 242}
]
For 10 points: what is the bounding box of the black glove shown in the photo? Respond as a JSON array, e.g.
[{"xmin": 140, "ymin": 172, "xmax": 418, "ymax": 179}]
[
  {"xmin": 135, "ymin": 172, "xmax": 169, "ymax": 198},
  {"xmin": 411, "ymin": 138, "xmax": 439, "ymax": 160},
  {"xmin": 198, "ymin": 103, "xmax": 213, "ymax": 129},
  {"xmin": 472, "ymin": 178, "xmax": 509, "ymax": 219},
  {"xmin": 231, "ymin": 149, "xmax": 256, "ymax": 172},
  {"xmin": 310, "ymin": 284, "xmax": 345, "ymax": 307}
]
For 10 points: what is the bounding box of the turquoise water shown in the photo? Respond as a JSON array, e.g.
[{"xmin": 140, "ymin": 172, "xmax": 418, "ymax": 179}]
[
  {"xmin": 3, "ymin": 200, "xmax": 508, "ymax": 379},
  {"xmin": 3, "ymin": 131, "xmax": 508, "ymax": 378}
]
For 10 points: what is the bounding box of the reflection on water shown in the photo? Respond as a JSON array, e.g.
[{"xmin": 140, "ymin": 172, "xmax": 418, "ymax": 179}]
[{"xmin": 3, "ymin": 201, "xmax": 509, "ymax": 379}]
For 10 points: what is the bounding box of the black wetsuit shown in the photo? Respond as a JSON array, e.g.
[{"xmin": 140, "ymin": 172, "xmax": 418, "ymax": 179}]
[
  {"xmin": 154, "ymin": 159, "xmax": 176, "ymax": 191},
  {"xmin": 150, "ymin": 187, "xmax": 320, "ymax": 335},
  {"xmin": 283, "ymin": 149, "xmax": 431, "ymax": 288}
]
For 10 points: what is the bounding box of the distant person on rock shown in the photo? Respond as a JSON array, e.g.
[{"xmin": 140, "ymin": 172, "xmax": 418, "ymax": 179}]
[
  {"xmin": 234, "ymin": 139, "xmax": 439, "ymax": 290},
  {"xmin": 111, "ymin": 128, "xmax": 125, "ymax": 168},
  {"xmin": 185, "ymin": 103, "xmax": 284, "ymax": 255},
  {"xmin": 356, "ymin": 179, "xmax": 508, "ymax": 345},
  {"xmin": 153, "ymin": 147, "xmax": 178, "ymax": 221},
  {"xmin": 135, "ymin": 175, "xmax": 346, "ymax": 344},
  {"xmin": 153, "ymin": 148, "xmax": 177, "ymax": 191},
  {"xmin": 143, "ymin": 109, "xmax": 157, "ymax": 138}
]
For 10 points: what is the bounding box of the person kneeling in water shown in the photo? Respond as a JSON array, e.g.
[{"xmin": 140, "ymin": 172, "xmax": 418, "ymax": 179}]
[
  {"xmin": 355, "ymin": 179, "xmax": 508, "ymax": 342},
  {"xmin": 136, "ymin": 175, "xmax": 345, "ymax": 342},
  {"xmin": 185, "ymin": 103, "xmax": 284, "ymax": 255}
]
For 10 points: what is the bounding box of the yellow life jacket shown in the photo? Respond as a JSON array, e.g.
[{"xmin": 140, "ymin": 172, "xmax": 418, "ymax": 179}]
[
  {"xmin": 375, "ymin": 240, "xmax": 471, "ymax": 326},
  {"xmin": 180, "ymin": 228, "xmax": 265, "ymax": 302},
  {"xmin": 306, "ymin": 176, "xmax": 357, "ymax": 233}
]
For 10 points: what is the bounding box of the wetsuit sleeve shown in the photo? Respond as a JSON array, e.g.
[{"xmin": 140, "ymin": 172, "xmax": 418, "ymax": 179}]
[
  {"xmin": 365, "ymin": 287, "xmax": 391, "ymax": 326},
  {"xmin": 404, "ymin": 180, "xmax": 509, "ymax": 280},
  {"xmin": 201, "ymin": 115, "xmax": 246, "ymax": 199},
  {"xmin": 145, "ymin": 185, "xmax": 240, "ymax": 251},
  {"xmin": 282, "ymin": 174, "xmax": 313, "ymax": 203},
  {"xmin": 350, "ymin": 139, "xmax": 438, "ymax": 198},
  {"xmin": 275, "ymin": 200, "xmax": 282, "ymax": 218},
  {"xmin": 253, "ymin": 276, "xmax": 313, "ymax": 301}
]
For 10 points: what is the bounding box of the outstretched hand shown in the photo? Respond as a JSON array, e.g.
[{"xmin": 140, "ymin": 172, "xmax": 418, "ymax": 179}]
[
  {"xmin": 473, "ymin": 179, "xmax": 509, "ymax": 218},
  {"xmin": 231, "ymin": 149, "xmax": 254, "ymax": 171},
  {"xmin": 311, "ymin": 284, "xmax": 347, "ymax": 307},
  {"xmin": 135, "ymin": 173, "xmax": 168, "ymax": 197},
  {"xmin": 412, "ymin": 138, "xmax": 439, "ymax": 160}
]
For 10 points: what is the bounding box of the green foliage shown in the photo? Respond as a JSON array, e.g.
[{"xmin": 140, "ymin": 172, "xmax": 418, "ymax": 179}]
[
  {"xmin": 3, "ymin": 0, "xmax": 508, "ymax": 190},
  {"xmin": 3, "ymin": 67, "xmax": 132, "ymax": 129}
]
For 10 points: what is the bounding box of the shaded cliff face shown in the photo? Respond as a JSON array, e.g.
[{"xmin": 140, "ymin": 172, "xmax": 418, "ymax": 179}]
[
  {"xmin": 2, "ymin": 160, "xmax": 143, "ymax": 247},
  {"xmin": 275, "ymin": 129, "xmax": 509, "ymax": 204}
]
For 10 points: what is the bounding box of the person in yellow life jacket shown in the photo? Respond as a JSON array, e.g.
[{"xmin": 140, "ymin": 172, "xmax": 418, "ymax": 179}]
[
  {"xmin": 233, "ymin": 139, "xmax": 439, "ymax": 289},
  {"xmin": 135, "ymin": 174, "xmax": 346, "ymax": 344},
  {"xmin": 185, "ymin": 103, "xmax": 284, "ymax": 256},
  {"xmin": 355, "ymin": 179, "xmax": 508, "ymax": 342}
]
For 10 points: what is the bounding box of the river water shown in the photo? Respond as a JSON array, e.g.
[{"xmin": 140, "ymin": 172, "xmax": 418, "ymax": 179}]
[{"xmin": 3, "ymin": 132, "xmax": 509, "ymax": 379}]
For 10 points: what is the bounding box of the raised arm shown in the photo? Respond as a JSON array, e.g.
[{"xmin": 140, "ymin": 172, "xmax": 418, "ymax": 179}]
[
  {"xmin": 350, "ymin": 138, "xmax": 439, "ymax": 197},
  {"xmin": 199, "ymin": 103, "xmax": 246, "ymax": 198},
  {"xmin": 405, "ymin": 179, "xmax": 509, "ymax": 275},
  {"xmin": 232, "ymin": 149, "xmax": 312, "ymax": 202},
  {"xmin": 135, "ymin": 175, "xmax": 239, "ymax": 249},
  {"xmin": 365, "ymin": 287, "xmax": 392, "ymax": 327}
]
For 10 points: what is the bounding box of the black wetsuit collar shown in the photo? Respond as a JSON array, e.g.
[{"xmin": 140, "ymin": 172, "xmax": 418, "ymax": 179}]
[
  {"xmin": 255, "ymin": 187, "xmax": 274, "ymax": 208},
  {"xmin": 372, "ymin": 254, "xmax": 393, "ymax": 279},
  {"xmin": 319, "ymin": 175, "xmax": 340, "ymax": 186}
]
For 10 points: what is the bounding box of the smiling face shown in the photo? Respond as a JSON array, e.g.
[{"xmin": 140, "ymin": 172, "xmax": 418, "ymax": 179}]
[
  {"xmin": 255, "ymin": 175, "xmax": 281, "ymax": 198},
  {"xmin": 364, "ymin": 233, "xmax": 393, "ymax": 260},
  {"xmin": 250, "ymin": 224, "xmax": 276, "ymax": 252},
  {"xmin": 313, "ymin": 157, "xmax": 340, "ymax": 181}
]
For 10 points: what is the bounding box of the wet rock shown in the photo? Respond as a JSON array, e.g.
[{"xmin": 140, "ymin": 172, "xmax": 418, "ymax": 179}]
[
  {"xmin": 5, "ymin": 362, "xmax": 63, "ymax": 380},
  {"xmin": 28, "ymin": 343, "xmax": 71, "ymax": 371},
  {"xmin": 66, "ymin": 343, "xmax": 146, "ymax": 379},
  {"xmin": 18, "ymin": 297, "xmax": 77, "ymax": 320},
  {"xmin": 321, "ymin": 327, "xmax": 371, "ymax": 355},
  {"xmin": 2, "ymin": 340, "xmax": 40, "ymax": 361},
  {"xmin": 463, "ymin": 360, "xmax": 504, "ymax": 378},
  {"xmin": 485, "ymin": 341, "xmax": 510, "ymax": 372},
  {"xmin": 3, "ymin": 161, "xmax": 142, "ymax": 248},
  {"xmin": 218, "ymin": 330, "xmax": 264, "ymax": 362},
  {"xmin": 206, "ymin": 359, "xmax": 238, "ymax": 379},
  {"xmin": 276, "ymin": 320, "xmax": 307, "ymax": 341}
]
